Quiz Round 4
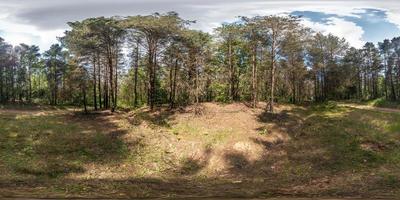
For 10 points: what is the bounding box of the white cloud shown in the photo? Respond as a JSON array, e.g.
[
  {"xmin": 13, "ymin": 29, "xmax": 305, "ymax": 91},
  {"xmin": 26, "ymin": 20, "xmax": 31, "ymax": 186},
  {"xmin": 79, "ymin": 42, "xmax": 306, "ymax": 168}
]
[
  {"xmin": 301, "ymin": 17, "xmax": 365, "ymax": 48},
  {"xmin": 0, "ymin": 18, "xmax": 64, "ymax": 50},
  {"xmin": 386, "ymin": 9, "xmax": 400, "ymax": 29},
  {"xmin": 0, "ymin": 0, "xmax": 399, "ymax": 50}
]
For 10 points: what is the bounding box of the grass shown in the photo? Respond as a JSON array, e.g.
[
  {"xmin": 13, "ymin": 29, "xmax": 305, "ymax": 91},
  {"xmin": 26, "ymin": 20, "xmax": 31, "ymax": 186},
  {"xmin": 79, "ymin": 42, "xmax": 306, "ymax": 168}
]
[
  {"xmin": 345, "ymin": 97, "xmax": 400, "ymax": 109},
  {"xmin": 368, "ymin": 98, "xmax": 400, "ymax": 109},
  {"xmin": 0, "ymin": 110, "xmax": 129, "ymax": 179},
  {"xmin": 1, "ymin": 102, "xmax": 400, "ymax": 198}
]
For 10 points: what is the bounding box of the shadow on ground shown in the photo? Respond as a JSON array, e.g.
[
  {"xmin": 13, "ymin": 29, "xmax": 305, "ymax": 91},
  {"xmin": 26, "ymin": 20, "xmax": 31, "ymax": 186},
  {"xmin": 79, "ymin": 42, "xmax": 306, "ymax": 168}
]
[
  {"xmin": 0, "ymin": 109, "xmax": 142, "ymax": 178},
  {"xmin": 127, "ymin": 107, "xmax": 177, "ymax": 128},
  {"xmin": 1, "ymin": 104, "xmax": 400, "ymax": 199}
]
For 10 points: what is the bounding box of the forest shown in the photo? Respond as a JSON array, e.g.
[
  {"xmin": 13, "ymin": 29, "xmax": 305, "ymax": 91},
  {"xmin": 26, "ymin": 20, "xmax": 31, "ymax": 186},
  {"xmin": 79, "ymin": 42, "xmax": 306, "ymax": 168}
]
[
  {"xmin": 2, "ymin": 11, "xmax": 400, "ymax": 199},
  {"xmin": 1, "ymin": 12, "xmax": 399, "ymax": 112}
]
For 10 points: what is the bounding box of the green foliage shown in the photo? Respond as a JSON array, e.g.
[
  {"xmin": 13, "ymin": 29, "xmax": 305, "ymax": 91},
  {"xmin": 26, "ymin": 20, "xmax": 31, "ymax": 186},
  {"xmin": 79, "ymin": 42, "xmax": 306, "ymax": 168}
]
[
  {"xmin": 368, "ymin": 98, "xmax": 400, "ymax": 109},
  {"xmin": 210, "ymin": 83, "xmax": 230, "ymax": 103},
  {"xmin": 1, "ymin": 12, "xmax": 400, "ymax": 112}
]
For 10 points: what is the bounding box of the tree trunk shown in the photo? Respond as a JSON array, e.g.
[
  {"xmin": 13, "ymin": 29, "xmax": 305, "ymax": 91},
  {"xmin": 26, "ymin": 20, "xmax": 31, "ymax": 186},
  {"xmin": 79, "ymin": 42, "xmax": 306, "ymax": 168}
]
[
  {"xmin": 168, "ymin": 58, "xmax": 174, "ymax": 108},
  {"xmin": 104, "ymin": 55, "xmax": 109, "ymax": 109},
  {"xmin": 28, "ymin": 64, "xmax": 32, "ymax": 102},
  {"xmin": 172, "ymin": 59, "xmax": 178, "ymax": 108},
  {"xmin": 112, "ymin": 47, "xmax": 118, "ymax": 112},
  {"xmin": 268, "ymin": 34, "xmax": 276, "ymax": 113},
  {"xmin": 97, "ymin": 54, "xmax": 102, "ymax": 109},
  {"xmin": 357, "ymin": 67, "xmax": 362, "ymax": 99},
  {"xmin": 384, "ymin": 61, "xmax": 388, "ymax": 99},
  {"xmin": 228, "ymin": 39, "xmax": 234, "ymax": 101},
  {"xmin": 93, "ymin": 56, "xmax": 97, "ymax": 110},
  {"xmin": 251, "ymin": 43, "xmax": 257, "ymax": 108},
  {"xmin": 147, "ymin": 41, "xmax": 157, "ymax": 110},
  {"xmin": 82, "ymin": 83, "xmax": 88, "ymax": 114},
  {"xmin": 54, "ymin": 64, "xmax": 57, "ymax": 106},
  {"xmin": 196, "ymin": 66, "xmax": 199, "ymax": 105},
  {"xmin": 269, "ymin": 59, "xmax": 276, "ymax": 112},
  {"xmin": 134, "ymin": 40, "xmax": 139, "ymax": 107},
  {"xmin": 314, "ymin": 71, "xmax": 318, "ymax": 101},
  {"xmin": 292, "ymin": 72, "xmax": 296, "ymax": 104},
  {"xmin": 107, "ymin": 45, "xmax": 115, "ymax": 112},
  {"xmin": 363, "ymin": 70, "xmax": 367, "ymax": 99},
  {"xmin": 389, "ymin": 65, "xmax": 396, "ymax": 101}
]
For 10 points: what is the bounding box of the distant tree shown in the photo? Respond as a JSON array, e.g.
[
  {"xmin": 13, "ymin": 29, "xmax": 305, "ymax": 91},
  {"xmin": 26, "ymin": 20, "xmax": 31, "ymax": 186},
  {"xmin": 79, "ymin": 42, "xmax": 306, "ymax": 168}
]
[
  {"xmin": 1, "ymin": 12, "xmax": 400, "ymax": 108},
  {"xmin": 19, "ymin": 44, "xmax": 40, "ymax": 102},
  {"xmin": 43, "ymin": 44, "xmax": 66, "ymax": 105},
  {"xmin": 215, "ymin": 23, "xmax": 243, "ymax": 101},
  {"xmin": 123, "ymin": 12, "xmax": 192, "ymax": 110},
  {"xmin": 257, "ymin": 16, "xmax": 299, "ymax": 112}
]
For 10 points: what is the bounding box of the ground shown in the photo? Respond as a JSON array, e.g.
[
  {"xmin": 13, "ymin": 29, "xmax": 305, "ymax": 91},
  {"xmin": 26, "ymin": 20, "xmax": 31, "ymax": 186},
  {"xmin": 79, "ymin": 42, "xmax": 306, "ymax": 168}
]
[{"xmin": 0, "ymin": 102, "xmax": 400, "ymax": 199}]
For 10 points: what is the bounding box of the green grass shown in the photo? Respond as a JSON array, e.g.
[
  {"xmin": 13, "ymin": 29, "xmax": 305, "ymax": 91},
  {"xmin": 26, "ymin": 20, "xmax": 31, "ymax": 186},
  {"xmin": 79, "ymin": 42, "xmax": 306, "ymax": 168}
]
[
  {"xmin": 303, "ymin": 102, "xmax": 400, "ymax": 163},
  {"xmin": 348, "ymin": 97, "xmax": 400, "ymax": 109},
  {"xmin": 1, "ymin": 103, "xmax": 400, "ymax": 198},
  {"xmin": 368, "ymin": 98, "xmax": 400, "ymax": 109},
  {"xmin": 341, "ymin": 98, "xmax": 400, "ymax": 109},
  {"xmin": 171, "ymin": 122, "xmax": 229, "ymax": 147},
  {"xmin": 0, "ymin": 110, "xmax": 129, "ymax": 179}
]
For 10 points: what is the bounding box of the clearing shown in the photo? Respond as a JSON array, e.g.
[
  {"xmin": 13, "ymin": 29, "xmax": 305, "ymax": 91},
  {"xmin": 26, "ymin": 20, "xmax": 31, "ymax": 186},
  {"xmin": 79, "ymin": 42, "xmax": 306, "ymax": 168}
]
[{"xmin": 0, "ymin": 102, "xmax": 400, "ymax": 199}]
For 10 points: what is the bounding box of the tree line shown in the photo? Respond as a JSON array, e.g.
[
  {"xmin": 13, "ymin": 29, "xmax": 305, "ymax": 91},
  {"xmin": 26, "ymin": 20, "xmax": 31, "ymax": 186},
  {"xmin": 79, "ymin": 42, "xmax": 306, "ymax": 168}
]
[{"xmin": 0, "ymin": 12, "xmax": 399, "ymax": 112}]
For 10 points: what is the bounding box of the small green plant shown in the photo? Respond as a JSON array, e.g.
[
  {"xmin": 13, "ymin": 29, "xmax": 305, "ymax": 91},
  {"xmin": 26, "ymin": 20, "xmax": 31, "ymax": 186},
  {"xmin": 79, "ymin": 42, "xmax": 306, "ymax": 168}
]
[
  {"xmin": 259, "ymin": 127, "xmax": 269, "ymax": 135},
  {"xmin": 379, "ymin": 172, "xmax": 400, "ymax": 187}
]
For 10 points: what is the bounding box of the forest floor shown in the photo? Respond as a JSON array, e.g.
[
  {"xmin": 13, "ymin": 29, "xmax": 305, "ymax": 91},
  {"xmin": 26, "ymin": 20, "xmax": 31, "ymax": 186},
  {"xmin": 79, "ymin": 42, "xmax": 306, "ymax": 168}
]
[
  {"xmin": 338, "ymin": 102, "xmax": 400, "ymax": 113},
  {"xmin": 0, "ymin": 102, "xmax": 400, "ymax": 199}
]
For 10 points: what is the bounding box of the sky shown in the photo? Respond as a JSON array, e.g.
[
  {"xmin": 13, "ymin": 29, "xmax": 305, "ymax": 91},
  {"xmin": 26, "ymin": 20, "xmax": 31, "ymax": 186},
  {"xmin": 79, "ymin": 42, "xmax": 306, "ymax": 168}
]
[{"xmin": 0, "ymin": 0, "xmax": 399, "ymax": 50}]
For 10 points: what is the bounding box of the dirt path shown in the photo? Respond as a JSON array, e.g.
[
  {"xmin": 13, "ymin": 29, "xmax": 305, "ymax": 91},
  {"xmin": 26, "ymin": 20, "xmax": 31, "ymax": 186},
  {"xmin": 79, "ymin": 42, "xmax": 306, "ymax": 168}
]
[{"xmin": 338, "ymin": 103, "xmax": 400, "ymax": 114}]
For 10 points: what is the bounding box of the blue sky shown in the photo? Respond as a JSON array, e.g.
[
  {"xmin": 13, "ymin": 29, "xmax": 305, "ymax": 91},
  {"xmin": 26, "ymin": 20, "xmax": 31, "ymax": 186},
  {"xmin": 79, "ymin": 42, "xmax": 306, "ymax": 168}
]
[
  {"xmin": 0, "ymin": 0, "xmax": 399, "ymax": 50},
  {"xmin": 292, "ymin": 9, "xmax": 400, "ymax": 47}
]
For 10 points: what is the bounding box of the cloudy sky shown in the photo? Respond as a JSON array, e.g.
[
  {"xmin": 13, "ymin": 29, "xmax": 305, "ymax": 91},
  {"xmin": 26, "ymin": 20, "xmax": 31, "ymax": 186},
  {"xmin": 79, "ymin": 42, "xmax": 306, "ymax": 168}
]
[{"xmin": 0, "ymin": 0, "xmax": 399, "ymax": 50}]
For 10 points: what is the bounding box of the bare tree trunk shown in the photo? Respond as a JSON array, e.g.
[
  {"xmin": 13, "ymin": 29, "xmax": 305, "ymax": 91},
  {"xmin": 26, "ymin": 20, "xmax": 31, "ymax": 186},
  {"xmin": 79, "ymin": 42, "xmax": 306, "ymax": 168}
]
[
  {"xmin": 321, "ymin": 67, "xmax": 326, "ymax": 100},
  {"xmin": 363, "ymin": 70, "xmax": 367, "ymax": 99},
  {"xmin": 28, "ymin": 64, "xmax": 32, "ymax": 102},
  {"xmin": 11, "ymin": 65, "xmax": 15, "ymax": 103},
  {"xmin": 168, "ymin": 58, "xmax": 174, "ymax": 108},
  {"xmin": 97, "ymin": 54, "xmax": 102, "ymax": 109},
  {"xmin": 147, "ymin": 41, "xmax": 157, "ymax": 110},
  {"xmin": 134, "ymin": 40, "xmax": 139, "ymax": 107},
  {"xmin": 384, "ymin": 61, "xmax": 388, "ymax": 99},
  {"xmin": 93, "ymin": 55, "xmax": 97, "ymax": 110},
  {"xmin": 82, "ymin": 82, "xmax": 88, "ymax": 114},
  {"xmin": 172, "ymin": 59, "xmax": 178, "ymax": 108},
  {"xmin": 292, "ymin": 73, "xmax": 296, "ymax": 104},
  {"xmin": 228, "ymin": 39, "xmax": 234, "ymax": 101},
  {"xmin": 195, "ymin": 64, "xmax": 200, "ymax": 115},
  {"xmin": 196, "ymin": 66, "xmax": 199, "ymax": 105},
  {"xmin": 268, "ymin": 34, "xmax": 276, "ymax": 113},
  {"xmin": 269, "ymin": 59, "xmax": 276, "ymax": 112},
  {"xmin": 149, "ymin": 49, "xmax": 154, "ymax": 110},
  {"xmin": 113, "ymin": 47, "xmax": 118, "ymax": 112},
  {"xmin": 104, "ymin": 54, "xmax": 109, "ymax": 109},
  {"xmin": 107, "ymin": 45, "xmax": 115, "ymax": 112},
  {"xmin": 151, "ymin": 52, "xmax": 157, "ymax": 109},
  {"xmin": 357, "ymin": 67, "xmax": 362, "ymax": 99},
  {"xmin": 54, "ymin": 64, "xmax": 57, "ymax": 106},
  {"xmin": 251, "ymin": 43, "xmax": 257, "ymax": 108},
  {"xmin": 389, "ymin": 65, "xmax": 396, "ymax": 101}
]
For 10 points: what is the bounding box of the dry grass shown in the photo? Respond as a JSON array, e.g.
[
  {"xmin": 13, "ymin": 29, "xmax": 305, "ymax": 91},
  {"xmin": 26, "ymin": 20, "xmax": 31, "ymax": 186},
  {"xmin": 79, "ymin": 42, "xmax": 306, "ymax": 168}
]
[{"xmin": 1, "ymin": 102, "xmax": 400, "ymax": 199}]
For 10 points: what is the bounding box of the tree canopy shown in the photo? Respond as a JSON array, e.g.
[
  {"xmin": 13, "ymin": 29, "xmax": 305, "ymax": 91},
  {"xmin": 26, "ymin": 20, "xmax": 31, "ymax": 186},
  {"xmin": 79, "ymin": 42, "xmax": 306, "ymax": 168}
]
[{"xmin": 0, "ymin": 12, "xmax": 399, "ymax": 112}]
